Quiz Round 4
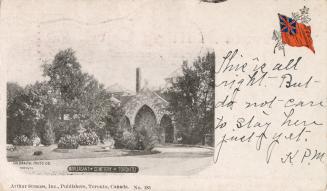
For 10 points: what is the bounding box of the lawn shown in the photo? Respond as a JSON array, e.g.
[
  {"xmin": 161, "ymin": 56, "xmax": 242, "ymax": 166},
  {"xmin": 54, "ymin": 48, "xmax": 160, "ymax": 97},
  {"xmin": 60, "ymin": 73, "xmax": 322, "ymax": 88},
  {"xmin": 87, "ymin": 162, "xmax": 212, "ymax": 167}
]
[
  {"xmin": 7, "ymin": 145, "xmax": 160, "ymax": 162},
  {"xmin": 6, "ymin": 144, "xmax": 214, "ymax": 175}
]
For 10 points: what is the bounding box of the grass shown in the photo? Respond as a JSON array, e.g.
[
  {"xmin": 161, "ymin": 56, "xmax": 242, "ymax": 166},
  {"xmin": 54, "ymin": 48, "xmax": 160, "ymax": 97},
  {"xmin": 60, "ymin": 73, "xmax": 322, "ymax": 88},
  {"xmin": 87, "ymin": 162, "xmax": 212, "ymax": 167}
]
[
  {"xmin": 158, "ymin": 143, "xmax": 214, "ymax": 149},
  {"xmin": 7, "ymin": 144, "xmax": 161, "ymax": 162}
]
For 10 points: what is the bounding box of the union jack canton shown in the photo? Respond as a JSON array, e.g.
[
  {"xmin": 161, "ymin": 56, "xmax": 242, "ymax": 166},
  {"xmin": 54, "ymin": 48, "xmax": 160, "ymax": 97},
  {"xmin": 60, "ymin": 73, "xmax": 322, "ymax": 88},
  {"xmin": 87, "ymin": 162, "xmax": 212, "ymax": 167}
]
[{"xmin": 278, "ymin": 14, "xmax": 297, "ymax": 35}]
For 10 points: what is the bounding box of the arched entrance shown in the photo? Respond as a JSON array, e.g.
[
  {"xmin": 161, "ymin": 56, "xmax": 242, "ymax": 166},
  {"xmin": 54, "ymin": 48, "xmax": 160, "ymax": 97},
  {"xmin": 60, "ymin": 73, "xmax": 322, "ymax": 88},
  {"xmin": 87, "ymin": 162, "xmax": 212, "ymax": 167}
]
[
  {"xmin": 120, "ymin": 116, "xmax": 131, "ymax": 130},
  {"xmin": 134, "ymin": 105, "xmax": 157, "ymax": 131},
  {"xmin": 160, "ymin": 115, "xmax": 174, "ymax": 143}
]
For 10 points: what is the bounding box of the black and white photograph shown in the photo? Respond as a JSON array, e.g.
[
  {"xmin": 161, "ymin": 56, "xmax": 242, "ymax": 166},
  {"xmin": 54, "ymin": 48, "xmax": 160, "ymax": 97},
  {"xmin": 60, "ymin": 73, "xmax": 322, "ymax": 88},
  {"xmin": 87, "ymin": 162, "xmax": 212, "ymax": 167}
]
[{"xmin": 5, "ymin": 0, "xmax": 215, "ymax": 175}]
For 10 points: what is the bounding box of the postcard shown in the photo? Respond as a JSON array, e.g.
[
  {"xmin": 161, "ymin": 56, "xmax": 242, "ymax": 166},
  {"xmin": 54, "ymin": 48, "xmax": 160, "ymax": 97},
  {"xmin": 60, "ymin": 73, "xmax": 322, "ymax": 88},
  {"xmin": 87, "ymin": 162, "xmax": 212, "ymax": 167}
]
[{"xmin": 0, "ymin": 0, "xmax": 326, "ymax": 190}]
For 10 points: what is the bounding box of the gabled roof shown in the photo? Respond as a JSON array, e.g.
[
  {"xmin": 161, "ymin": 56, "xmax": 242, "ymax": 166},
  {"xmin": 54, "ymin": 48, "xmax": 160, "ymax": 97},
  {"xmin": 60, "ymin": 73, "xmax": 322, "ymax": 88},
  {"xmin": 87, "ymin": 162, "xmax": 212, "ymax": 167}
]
[
  {"xmin": 106, "ymin": 83, "xmax": 133, "ymax": 94},
  {"xmin": 119, "ymin": 95, "xmax": 134, "ymax": 105}
]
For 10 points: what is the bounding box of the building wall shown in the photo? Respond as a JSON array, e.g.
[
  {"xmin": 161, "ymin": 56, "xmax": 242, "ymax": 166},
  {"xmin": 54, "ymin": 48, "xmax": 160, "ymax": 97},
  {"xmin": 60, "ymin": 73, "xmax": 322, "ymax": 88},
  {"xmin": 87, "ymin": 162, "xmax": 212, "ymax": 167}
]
[{"xmin": 122, "ymin": 88, "xmax": 175, "ymax": 143}]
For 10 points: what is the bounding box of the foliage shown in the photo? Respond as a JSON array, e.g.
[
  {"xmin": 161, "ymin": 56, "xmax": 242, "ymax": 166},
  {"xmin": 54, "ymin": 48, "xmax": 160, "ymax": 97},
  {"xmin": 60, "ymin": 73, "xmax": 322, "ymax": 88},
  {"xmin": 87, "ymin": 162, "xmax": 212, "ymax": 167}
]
[
  {"xmin": 54, "ymin": 119, "xmax": 81, "ymax": 142},
  {"xmin": 137, "ymin": 129, "xmax": 159, "ymax": 151},
  {"xmin": 78, "ymin": 131, "xmax": 99, "ymax": 145},
  {"xmin": 97, "ymin": 128, "xmax": 115, "ymax": 146},
  {"xmin": 292, "ymin": 6, "xmax": 311, "ymax": 24},
  {"xmin": 6, "ymin": 144, "xmax": 16, "ymax": 152},
  {"xmin": 42, "ymin": 48, "xmax": 84, "ymax": 103},
  {"xmin": 7, "ymin": 48, "xmax": 124, "ymax": 146},
  {"xmin": 12, "ymin": 135, "xmax": 32, "ymax": 146},
  {"xmin": 7, "ymin": 81, "xmax": 57, "ymax": 144},
  {"xmin": 41, "ymin": 48, "xmax": 118, "ymax": 143},
  {"xmin": 33, "ymin": 151, "xmax": 43, "ymax": 156},
  {"xmin": 102, "ymin": 137, "xmax": 115, "ymax": 149},
  {"xmin": 114, "ymin": 129, "xmax": 144, "ymax": 150},
  {"xmin": 163, "ymin": 52, "xmax": 215, "ymax": 145},
  {"xmin": 7, "ymin": 83, "xmax": 24, "ymax": 143},
  {"xmin": 7, "ymin": 82, "xmax": 24, "ymax": 109},
  {"xmin": 272, "ymin": 29, "xmax": 285, "ymax": 55},
  {"xmin": 57, "ymin": 135, "xmax": 79, "ymax": 149},
  {"xmin": 42, "ymin": 120, "xmax": 55, "ymax": 145},
  {"xmin": 113, "ymin": 128, "xmax": 125, "ymax": 149},
  {"xmin": 120, "ymin": 130, "xmax": 139, "ymax": 150},
  {"xmin": 103, "ymin": 104, "xmax": 125, "ymax": 140},
  {"xmin": 7, "ymin": 83, "xmax": 42, "ymax": 143},
  {"xmin": 30, "ymin": 134, "xmax": 41, "ymax": 146},
  {"xmin": 113, "ymin": 128, "xmax": 159, "ymax": 151}
]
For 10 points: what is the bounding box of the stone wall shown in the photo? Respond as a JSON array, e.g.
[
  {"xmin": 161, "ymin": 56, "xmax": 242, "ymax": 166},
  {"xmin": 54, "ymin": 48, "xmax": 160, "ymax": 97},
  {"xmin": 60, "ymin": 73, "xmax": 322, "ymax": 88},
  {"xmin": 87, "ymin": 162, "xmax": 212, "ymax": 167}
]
[
  {"xmin": 123, "ymin": 89, "xmax": 169, "ymax": 127},
  {"xmin": 122, "ymin": 88, "xmax": 174, "ymax": 143}
]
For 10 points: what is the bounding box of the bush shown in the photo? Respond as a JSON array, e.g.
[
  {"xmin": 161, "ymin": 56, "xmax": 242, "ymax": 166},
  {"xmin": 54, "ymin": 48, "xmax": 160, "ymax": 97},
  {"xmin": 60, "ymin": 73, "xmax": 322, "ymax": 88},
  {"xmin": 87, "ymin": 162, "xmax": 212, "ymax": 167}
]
[
  {"xmin": 114, "ymin": 129, "xmax": 158, "ymax": 151},
  {"xmin": 42, "ymin": 121, "xmax": 55, "ymax": 145},
  {"xmin": 78, "ymin": 131, "xmax": 99, "ymax": 145},
  {"xmin": 114, "ymin": 129, "xmax": 143, "ymax": 150},
  {"xmin": 113, "ymin": 128, "xmax": 123, "ymax": 149},
  {"xmin": 137, "ymin": 129, "xmax": 159, "ymax": 151},
  {"xmin": 33, "ymin": 151, "xmax": 43, "ymax": 156},
  {"xmin": 12, "ymin": 135, "xmax": 32, "ymax": 146},
  {"xmin": 100, "ymin": 132, "xmax": 115, "ymax": 149},
  {"xmin": 57, "ymin": 135, "xmax": 79, "ymax": 149},
  {"xmin": 31, "ymin": 135, "xmax": 41, "ymax": 146},
  {"xmin": 96, "ymin": 128, "xmax": 107, "ymax": 143},
  {"xmin": 6, "ymin": 144, "xmax": 16, "ymax": 151},
  {"xmin": 54, "ymin": 120, "xmax": 80, "ymax": 142},
  {"xmin": 102, "ymin": 138, "xmax": 115, "ymax": 149},
  {"xmin": 121, "ymin": 130, "xmax": 139, "ymax": 150}
]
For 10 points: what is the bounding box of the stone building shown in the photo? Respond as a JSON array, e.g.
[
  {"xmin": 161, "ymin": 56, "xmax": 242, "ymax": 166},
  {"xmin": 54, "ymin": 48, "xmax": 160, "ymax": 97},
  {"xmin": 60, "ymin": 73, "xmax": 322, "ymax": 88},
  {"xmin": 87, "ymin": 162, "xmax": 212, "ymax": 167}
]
[{"xmin": 110, "ymin": 68, "xmax": 175, "ymax": 144}]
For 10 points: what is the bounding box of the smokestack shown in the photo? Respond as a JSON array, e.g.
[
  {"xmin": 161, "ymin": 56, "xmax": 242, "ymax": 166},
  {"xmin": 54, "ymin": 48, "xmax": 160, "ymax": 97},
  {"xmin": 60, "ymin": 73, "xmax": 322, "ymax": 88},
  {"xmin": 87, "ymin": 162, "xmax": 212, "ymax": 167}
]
[{"xmin": 136, "ymin": 68, "xmax": 141, "ymax": 93}]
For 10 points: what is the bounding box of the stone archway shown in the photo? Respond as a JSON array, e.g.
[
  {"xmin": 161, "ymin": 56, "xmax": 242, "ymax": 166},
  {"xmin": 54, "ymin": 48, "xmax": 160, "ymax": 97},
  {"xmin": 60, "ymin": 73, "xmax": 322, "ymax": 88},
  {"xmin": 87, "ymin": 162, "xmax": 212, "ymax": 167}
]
[
  {"xmin": 134, "ymin": 105, "xmax": 157, "ymax": 132},
  {"xmin": 160, "ymin": 115, "xmax": 174, "ymax": 143}
]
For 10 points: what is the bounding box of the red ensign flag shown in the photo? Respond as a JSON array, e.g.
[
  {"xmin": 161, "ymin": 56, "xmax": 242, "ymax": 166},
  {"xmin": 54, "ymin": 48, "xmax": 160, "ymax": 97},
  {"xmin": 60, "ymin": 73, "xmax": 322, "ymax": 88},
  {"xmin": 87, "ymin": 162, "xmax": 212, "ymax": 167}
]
[{"xmin": 278, "ymin": 14, "xmax": 315, "ymax": 53}]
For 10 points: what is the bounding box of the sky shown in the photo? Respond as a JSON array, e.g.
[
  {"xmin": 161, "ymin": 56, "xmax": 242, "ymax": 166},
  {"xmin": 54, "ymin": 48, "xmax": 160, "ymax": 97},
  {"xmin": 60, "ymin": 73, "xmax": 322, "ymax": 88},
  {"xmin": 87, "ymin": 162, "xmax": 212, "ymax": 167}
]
[
  {"xmin": 1, "ymin": 0, "xmax": 217, "ymax": 91},
  {"xmin": 2, "ymin": 0, "xmax": 325, "ymax": 91}
]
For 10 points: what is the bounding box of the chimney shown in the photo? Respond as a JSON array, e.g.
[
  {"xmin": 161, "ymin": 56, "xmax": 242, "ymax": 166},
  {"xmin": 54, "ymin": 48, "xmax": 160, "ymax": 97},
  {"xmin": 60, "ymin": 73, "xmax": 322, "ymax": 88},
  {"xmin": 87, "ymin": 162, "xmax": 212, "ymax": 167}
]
[{"xmin": 136, "ymin": 68, "xmax": 141, "ymax": 93}]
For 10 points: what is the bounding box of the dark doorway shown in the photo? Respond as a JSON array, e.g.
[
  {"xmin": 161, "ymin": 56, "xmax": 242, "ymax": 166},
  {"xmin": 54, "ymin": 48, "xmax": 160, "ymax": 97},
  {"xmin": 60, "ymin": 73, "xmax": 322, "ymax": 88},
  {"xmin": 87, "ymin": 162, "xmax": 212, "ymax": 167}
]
[
  {"xmin": 160, "ymin": 115, "xmax": 174, "ymax": 143},
  {"xmin": 134, "ymin": 105, "xmax": 157, "ymax": 131}
]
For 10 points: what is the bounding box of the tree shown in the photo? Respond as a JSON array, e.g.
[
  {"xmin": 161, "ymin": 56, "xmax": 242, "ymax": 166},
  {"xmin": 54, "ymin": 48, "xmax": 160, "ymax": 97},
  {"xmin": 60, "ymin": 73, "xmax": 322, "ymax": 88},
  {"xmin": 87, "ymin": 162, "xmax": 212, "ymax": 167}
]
[
  {"xmin": 7, "ymin": 48, "xmax": 124, "ymax": 145},
  {"xmin": 164, "ymin": 52, "xmax": 215, "ymax": 145},
  {"xmin": 42, "ymin": 48, "xmax": 85, "ymax": 120},
  {"xmin": 42, "ymin": 49, "xmax": 88, "ymax": 139},
  {"xmin": 75, "ymin": 74, "xmax": 118, "ymax": 140},
  {"xmin": 42, "ymin": 48, "xmax": 120, "ymax": 142},
  {"xmin": 29, "ymin": 81, "xmax": 57, "ymax": 145},
  {"xmin": 7, "ymin": 81, "xmax": 52, "ymax": 143},
  {"xmin": 7, "ymin": 82, "xmax": 24, "ymax": 108},
  {"xmin": 7, "ymin": 82, "xmax": 24, "ymax": 143}
]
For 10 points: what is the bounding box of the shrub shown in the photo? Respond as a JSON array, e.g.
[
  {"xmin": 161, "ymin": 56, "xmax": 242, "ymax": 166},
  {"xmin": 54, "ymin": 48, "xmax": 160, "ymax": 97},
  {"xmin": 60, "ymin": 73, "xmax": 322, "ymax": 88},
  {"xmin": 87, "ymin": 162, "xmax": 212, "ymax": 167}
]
[
  {"xmin": 113, "ymin": 128, "xmax": 125, "ymax": 149},
  {"xmin": 100, "ymin": 132, "xmax": 115, "ymax": 149},
  {"xmin": 102, "ymin": 138, "xmax": 115, "ymax": 149},
  {"xmin": 137, "ymin": 129, "xmax": 159, "ymax": 151},
  {"xmin": 12, "ymin": 135, "xmax": 32, "ymax": 146},
  {"xmin": 33, "ymin": 151, "xmax": 43, "ymax": 156},
  {"xmin": 31, "ymin": 135, "xmax": 41, "ymax": 146},
  {"xmin": 121, "ymin": 130, "xmax": 139, "ymax": 150},
  {"xmin": 96, "ymin": 128, "xmax": 107, "ymax": 143},
  {"xmin": 42, "ymin": 121, "xmax": 55, "ymax": 145},
  {"xmin": 114, "ymin": 129, "xmax": 143, "ymax": 150},
  {"xmin": 54, "ymin": 120, "xmax": 80, "ymax": 142},
  {"xmin": 114, "ymin": 128, "xmax": 158, "ymax": 151},
  {"xmin": 78, "ymin": 131, "xmax": 99, "ymax": 146},
  {"xmin": 6, "ymin": 144, "xmax": 16, "ymax": 151},
  {"xmin": 57, "ymin": 135, "xmax": 79, "ymax": 149}
]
